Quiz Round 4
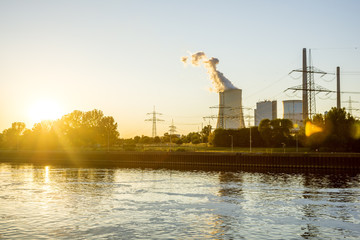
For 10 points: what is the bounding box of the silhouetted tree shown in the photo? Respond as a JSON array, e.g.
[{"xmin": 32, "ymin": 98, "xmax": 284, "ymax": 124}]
[
  {"xmin": 258, "ymin": 119, "xmax": 293, "ymax": 147},
  {"xmin": 201, "ymin": 125, "xmax": 212, "ymax": 143},
  {"xmin": 153, "ymin": 136, "xmax": 161, "ymax": 143},
  {"xmin": 1, "ymin": 122, "xmax": 26, "ymax": 149},
  {"xmin": 304, "ymin": 107, "xmax": 360, "ymax": 152},
  {"xmin": 258, "ymin": 119, "xmax": 272, "ymax": 147}
]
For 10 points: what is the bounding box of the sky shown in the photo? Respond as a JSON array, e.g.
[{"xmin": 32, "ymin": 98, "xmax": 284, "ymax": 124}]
[{"xmin": 1, "ymin": 0, "xmax": 359, "ymax": 138}]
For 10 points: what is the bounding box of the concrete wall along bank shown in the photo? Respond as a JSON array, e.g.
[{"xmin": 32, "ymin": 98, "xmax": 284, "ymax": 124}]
[{"xmin": 0, "ymin": 151, "xmax": 360, "ymax": 170}]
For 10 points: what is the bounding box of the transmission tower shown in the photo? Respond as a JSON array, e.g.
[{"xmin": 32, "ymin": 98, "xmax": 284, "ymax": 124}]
[
  {"xmin": 169, "ymin": 119, "xmax": 177, "ymax": 135},
  {"xmin": 287, "ymin": 48, "xmax": 333, "ymax": 120},
  {"xmin": 343, "ymin": 96, "xmax": 359, "ymax": 115},
  {"xmin": 244, "ymin": 110, "xmax": 254, "ymax": 128},
  {"xmin": 168, "ymin": 119, "xmax": 177, "ymax": 152},
  {"xmin": 203, "ymin": 106, "xmax": 249, "ymax": 129},
  {"xmin": 208, "ymin": 105, "xmax": 231, "ymax": 129},
  {"xmin": 145, "ymin": 106, "xmax": 164, "ymax": 137},
  {"xmin": 244, "ymin": 107, "xmax": 254, "ymax": 152}
]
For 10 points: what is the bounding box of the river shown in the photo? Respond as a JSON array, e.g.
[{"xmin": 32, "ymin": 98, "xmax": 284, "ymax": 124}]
[{"xmin": 1, "ymin": 163, "xmax": 359, "ymax": 239}]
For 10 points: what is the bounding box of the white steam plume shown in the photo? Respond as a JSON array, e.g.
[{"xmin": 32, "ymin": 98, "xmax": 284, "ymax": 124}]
[
  {"xmin": 182, "ymin": 51, "xmax": 237, "ymax": 92},
  {"xmin": 181, "ymin": 56, "xmax": 188, "ymax": 64}
]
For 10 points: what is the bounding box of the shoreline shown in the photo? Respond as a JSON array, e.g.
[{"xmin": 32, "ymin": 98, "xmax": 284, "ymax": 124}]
[{"xmin": 1, "ymin": 150, "xmax": 360, "ymax": 170}]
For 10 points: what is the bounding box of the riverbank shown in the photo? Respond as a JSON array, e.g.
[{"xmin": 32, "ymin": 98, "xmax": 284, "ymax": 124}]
[{"xmin": 0, "ymin": 150, "xmax": 360, "ymax": 170}]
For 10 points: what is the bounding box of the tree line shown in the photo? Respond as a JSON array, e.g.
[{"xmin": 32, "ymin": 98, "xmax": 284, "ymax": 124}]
[
  {"xmin": 209, "ymin": 107, "xmax": 360, "ymax": 152},
  {"xmin": 303, "ymin": 107, "xmax": 360, "ymax": 152},
  {"xmin": 1, "ymin": 107, "xmax": 359, "ymax": 152},
  {"xmin": 0, "ymin": 109, "xmax": 119, "ymax": 150},
  {"xmin": 122, "ymin": 125, "xmax": 212, "ymax": 147}
]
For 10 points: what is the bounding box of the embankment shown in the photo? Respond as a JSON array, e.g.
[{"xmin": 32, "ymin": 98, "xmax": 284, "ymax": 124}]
[{"xmin": 0, "ymin": 151, "xmax": 359, "ymax": 170}]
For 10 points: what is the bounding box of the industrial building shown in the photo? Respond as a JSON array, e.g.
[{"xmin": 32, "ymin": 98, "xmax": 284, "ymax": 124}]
[
  {"xmin": 254, "ymin": 100, "xmax": 277, "ymax": 126},
  {"xmin": 283, "ymin": 100, "xmax": 303, "ymax": 126},
  {"xmin": 216, "ymin": 89, "xmax": 245, "ymax": 129}
]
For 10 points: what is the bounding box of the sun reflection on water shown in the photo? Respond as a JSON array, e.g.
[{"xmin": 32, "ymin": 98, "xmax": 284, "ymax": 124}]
[
  {"xmin": 0, "ymin": 164, "xmax": 359, "ymax": 239},
  {"xmin": 44, "ymin": 166, "xmax": 50, "ymax": 183}
]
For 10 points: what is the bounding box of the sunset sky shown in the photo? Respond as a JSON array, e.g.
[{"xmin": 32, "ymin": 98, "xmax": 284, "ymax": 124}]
[{"xmin": 1, "ymin": 0, "xmax": 359, "ymax": 138}]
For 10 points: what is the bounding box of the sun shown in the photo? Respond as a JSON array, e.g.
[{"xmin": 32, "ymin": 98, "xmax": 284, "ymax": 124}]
[{"xmin": 28, "ymin": 99, "xmax": 64, "ymax": 124}]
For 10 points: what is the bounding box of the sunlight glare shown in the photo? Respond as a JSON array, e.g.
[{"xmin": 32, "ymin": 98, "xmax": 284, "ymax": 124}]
[
  {"xmin": 28, "ymin": 99, "xmax": 63, "ymax": 124},
  {"xmin": 351, "ymin": 122, "xmax": 360, "ymax": 139},
  {"xmin": 44, "ymin": 166, "xmax": 50, "ymax": 183}
]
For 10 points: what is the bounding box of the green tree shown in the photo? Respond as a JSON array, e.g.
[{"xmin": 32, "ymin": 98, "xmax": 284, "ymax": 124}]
[
  {"xmin": 271, "ymin": 119, "xmax": 293, "ymax": 147},
  {"xmin": 201, "ymin": 125, "xmax": 212, "ymax": 143},
  {"xmin": 1, "ymin": 122, "xmax": 26, "ymax": 149},
  {"xmin": 53, "ymin": 109, "xmax": 120, "ymax": 149},
  {"xmin": 323, "ymin": 107, "xmax": 355, "ymax": 151},
  {"xmin": 258, "ymin": 119, "xmax": 293, "ymax": 147},
  {"xmin": 258, "ymin": 119, "xmax": 272, "ymax": 147},
  {"xmin": 133, "ymin": 136, "xmax": 141, "ymax": 144},
  {"xmin": 304, "ymin": 107, "xmax": 360, "ymax": 152},
  {"xmin": 210, "ymin": 128, "xmax": 230, "ymax": 147},
  {"xmin": 30, "ymin": 121, "xmax": 59, "ymax": 150},
  {"xmin": 153, "ymin": 136, "xmax": 161, "ymax": 143},
  {"xmin": 185, "ymin": 132, "xmax": 201, "ymax": 144},
  {"xmin": 100, "ymin": 116, "xmax": 119, "ymax": 148},
  {"xmin": 139, "ymin": 135, "xmax": 152, "ymax": 144}
]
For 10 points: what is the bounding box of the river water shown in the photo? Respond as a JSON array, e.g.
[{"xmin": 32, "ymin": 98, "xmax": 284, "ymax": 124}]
[{"xmin": 0, "ymin": 163, "xmax": 359, "ymax": 239}]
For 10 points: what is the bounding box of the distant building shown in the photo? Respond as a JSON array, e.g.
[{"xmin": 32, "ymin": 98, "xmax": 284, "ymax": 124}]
[
  {"xmin": 283, "ymin": 100, "xmax": 302, "ymax": 126},
  {"xmin": 254, "ymin": 100, "xmax": 277, "ymax": 126}
]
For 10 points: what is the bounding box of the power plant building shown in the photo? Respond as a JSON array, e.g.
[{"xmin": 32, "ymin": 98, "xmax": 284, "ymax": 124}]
[
  {"xmin": 254, "ymin": 100, "xmax": 277, "ymax": 126},
  {"xmin": 283, "ymin": 100, "xmax": 303, "ymax": 126},
  {"xmin": 216, "ymin": 89, "xmax": 245, "ymax": 129}
]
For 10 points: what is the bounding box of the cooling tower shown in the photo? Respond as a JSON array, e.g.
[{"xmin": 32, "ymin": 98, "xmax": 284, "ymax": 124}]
[{"xmin": 216, "ymin": 89, "xmax": 245, "ymax": 129}]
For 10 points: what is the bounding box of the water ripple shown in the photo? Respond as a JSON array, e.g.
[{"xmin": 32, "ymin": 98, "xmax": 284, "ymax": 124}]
[{"xmin": 0, "ymin": 164, "xmax": 359, "ymax": 239}]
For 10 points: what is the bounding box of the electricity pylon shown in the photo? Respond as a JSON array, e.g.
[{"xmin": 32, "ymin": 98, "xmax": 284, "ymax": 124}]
[
  {"xmin": 145, "ymin": 106, "xmax": 164, "ymax": 138},
  {"xmin": 287, "ymin": 48, "xmax": 332, "ymax": 119},
  {"xmin": 168, "ymin": 119, "xmax": 177, "ymax": 152},
  {"xmin": 343, "ymin": 96, "xmax": 359, "ymax": 115}
]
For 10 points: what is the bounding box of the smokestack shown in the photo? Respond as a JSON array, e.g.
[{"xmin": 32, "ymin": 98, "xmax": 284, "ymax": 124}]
[
  {"xmin": 302, "ymin": 48, "xmax": 308, "ymax": 121},
  {"xmin": 337, "ymin": 66, "xmax": 341, "ymax": 109}
]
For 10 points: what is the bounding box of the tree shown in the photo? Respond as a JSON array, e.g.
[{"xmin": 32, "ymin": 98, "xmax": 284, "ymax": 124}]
[
  {"xmin": 0, "ymin": 133, "xmax": 3, "ymax": 148},
  {"xmin": 258, "ymin": 119, "xmax": 272, "ymax": 147},
  {"xmin": 1, "ymin": 122, "xmax": 26, "ymax": 149},
  {"xmin": 184, "ymin": 132, "xmax": 201, "ymax": 144},
  {"xmin": 304, "ymin": 107, "xmax": 360, "ymax": 152},
  {"xmin": 100, "ymin": 116, "xmax": 119, "ymax": 148},
  {"xmin": 139, "ymin": 135, "xmax": 152, "ymax": 144},
  {"xmin": 323, "ymin": 107, "xmax": 355, "ymax": 151},
  {"xmin": 201, "ymin": 125, "xmax": 212, "ymax": 143},
  {"xmin": 153, "ymin": 136, "xmax": 161, "ymax": 144},
  {"xmin": 258, "ymin": 119, "xmax": 293, "ymax": 147},
  {"xmin": 210, "ymin": 129, "xmax": 231, "ymax": 147},
  {"xmin": 133, "ymin": 136, "xmax": 141, "ymax": 144},
  {"xmin": 46, "ymin": 109, "xmax": 120, "ymax": 149},
  {"xmin": 271, "ymin": 119, "xmax": 293, "ymax": 147}
]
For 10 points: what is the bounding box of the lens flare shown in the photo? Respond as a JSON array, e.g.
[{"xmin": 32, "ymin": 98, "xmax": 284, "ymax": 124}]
[
  {"xmin": 305, "ymin": 122, "xmax": 323, "ymax": 137},
  {"xmin": 351, "ymin": 122, "xmax": 360, "ymax": 139}
]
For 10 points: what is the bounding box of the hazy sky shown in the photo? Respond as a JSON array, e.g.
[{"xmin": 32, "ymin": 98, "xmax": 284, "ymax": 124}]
[{"xmin": 1, "ymin": 0, "xmax": 359, "ymax": 137}]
